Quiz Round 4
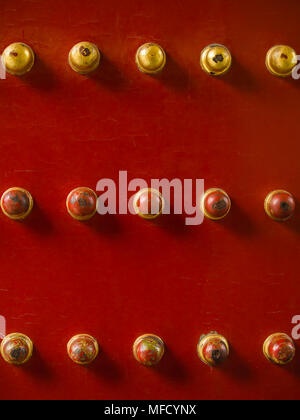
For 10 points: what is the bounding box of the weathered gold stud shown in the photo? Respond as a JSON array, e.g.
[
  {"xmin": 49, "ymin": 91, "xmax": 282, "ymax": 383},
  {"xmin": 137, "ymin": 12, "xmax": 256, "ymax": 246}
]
[
  {"xmin": 136, "ymin": 43, "xmax": 166, "ymax": 74},
  {"xmin": 266, "ymin": 45, "xmax": 297, "ymax": 77},
  {"xmin": 133, "ymin": 334, "xmax": 165, "ymax": 366},
  {"xmin": 263, "ymin": 333, "xmax": 295, "ymax": 365},
  {"xmin": 197, "ymin": 332, "xmax": 229, "ymax": 367},
  {"xmin": 200, "ymin": 188, "xmax": 231, "ymax": 220},
  {"xmin": 68, "ymin": 42, "xmax": 101, "ymax": 74},
  {"xmin": 200, "ymin": 44, "xmax": 232, "ymax": 76},
  {"xmin": 66, "ymin": 187, "xmax": 97, "ymax": 221},
  {"xmin": 67, "ymin": 334, "xmax": 99, "ymax": 365},
  {"xmin": 1, "ymin": 43, "xmax": 35, "ymax": 76},
  {"xmin": 264, "ymin": 190, "xmax": 295, "ymax": 221},
  {"xmin": 1, "ymin": 187, "xmax": 33, "ymax": 220},
  {"xmin": 133, "ymin": 188, "xmax": 164, "ymax": 219},
  {"xmin": 0, "ymin": 333, "xmax": 33, "ymax": 365}
]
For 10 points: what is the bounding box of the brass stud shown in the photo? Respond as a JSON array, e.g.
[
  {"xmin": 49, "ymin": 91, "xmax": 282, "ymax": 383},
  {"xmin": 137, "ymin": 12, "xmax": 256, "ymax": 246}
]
[
  {"xmin": 67, "ymin": 334, "xmax": 99, "ymax": 365},
  {"xmin": 266, "ymin": 45, "xmax": 297, "ymax": 77},
  {"xmin": 133, "ymin": 334, "xmax": 165, "ymax": 366},
  {"xmin": 263, "ymin": 333, "xmax": 295, "ymax": 365},
  {"xmin": 1, "ymin": 187, "xmax": 33, "ymax": 220},
  {"xmin": 200, "ymin": 188, "xmax": 231, "ymax": 220},
  {"xmin": 1, "ymin": 43, "xmax": 35, "ymax": 76},
  {"xmin": 66, "ymin": 187, "xmax": 98, "ymax": 221},
  {"xmin": 197, "ymin": 332, "xmax": 229, "ymax": 367},
  {"xmin": 264, "ymin": 190, "xmax": 295, "ymax": 221},
  {"xmin": 133, "ymin": 188, "xmax": 165, "ymax": 219},
  {"xmin": 136, "ymin": 43, "xmax": 166, "ymax": 74},
  {"xmin": 69, "ymin": 42, "xmax": 101, "ymax": 74},
  {"xmin": 200, "ymin": 44, "xmax": 232, "ymax": 76},
  {"xmin": 0, "ymin": 333, "xmax": 33, "ymax": 365}
]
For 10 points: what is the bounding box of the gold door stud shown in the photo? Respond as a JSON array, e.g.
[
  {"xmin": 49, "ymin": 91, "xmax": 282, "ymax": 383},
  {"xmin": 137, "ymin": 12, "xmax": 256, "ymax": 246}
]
[
  {"xmin": 1, "ymin": 43, "xmax": 35, "ymax": 76},
  {"xmin": 69, "ymin": 41, "xmax": 101, "ymax": 74},
  {"xmin": 136, "ymin": 43, "xmax": 166, "ymax": 74}
]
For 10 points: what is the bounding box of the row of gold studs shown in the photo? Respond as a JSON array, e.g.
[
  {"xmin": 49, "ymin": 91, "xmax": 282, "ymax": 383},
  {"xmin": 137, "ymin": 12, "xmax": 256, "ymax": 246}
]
[
  {"xmin": 1, "ymin": 42, "xmax": 298, "ymax": 78},
  {"xmin": 0, "ymin": 186, "xmax": 296, "ymax": 222},
  {"xmin": 0, "ymin": 332, "xmax": 295, "ymax": 367}
]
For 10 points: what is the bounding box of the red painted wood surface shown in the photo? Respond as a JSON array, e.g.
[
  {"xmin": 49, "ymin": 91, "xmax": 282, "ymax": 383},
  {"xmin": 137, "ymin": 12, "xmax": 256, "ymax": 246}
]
[{"xmin": 0, "ymin": 0, "xmax": 299, "ymax": 400}]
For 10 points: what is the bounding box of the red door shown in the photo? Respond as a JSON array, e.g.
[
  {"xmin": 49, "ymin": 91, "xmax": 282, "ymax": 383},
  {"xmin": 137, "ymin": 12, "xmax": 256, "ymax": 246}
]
[{"xmin": 0, "ymin": 0, "xmax": 299, "ymax": 400}]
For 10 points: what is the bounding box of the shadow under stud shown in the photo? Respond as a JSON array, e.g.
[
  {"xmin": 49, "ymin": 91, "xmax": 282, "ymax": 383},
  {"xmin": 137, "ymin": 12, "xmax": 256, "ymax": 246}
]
[
  {"xmin": 264, "ymin": 190, "xmax": 295, "ymax": 221},
  {"xmin": 135, "ymin": 43, "xmax": 166, "ymax": 74},
  {"xmin": 1, "ymin": 187, "xmax": 33, "ymax": 220},
  {"xmin": 263, "ymin": 333, "xmax": 295, "ymax": 365},
  {"xmin": 0, "ymin": 333, "xmax": 33, "ymax": 365},
  {"xmin": 266, "ymin": 45, "xmax": 297, "ymax": 77},
  {"xmin": 133, "ymin": 188, "xmax": 164, "ymax": 220},
  {"xmin": 197, "ymin": 332, "xmax": 229, "ymax": 367},
  {"xmin": 133, "ymin": 334, "xmax": 165, "ymax": 366},
  {"xmin": 68, "ymin": 42, "xmax": 101, "ymax": 74},
  {"xmin": 66, "ymin": 187, "xmax": 97, "ymax": 221},
  {"xmin": 200, "ymin": 44, "xmax": 232, "ymax": 76},
  {"xmin": 201, "ymin": 188, "xmax": 231, "ymax": 220},
  {"xmin": 1, "ymin": 42, "xmax": 35, "ymax": 76},
  {"xmin": 67, "ymin": 334, "xmax": 99, "ymax": 365}
]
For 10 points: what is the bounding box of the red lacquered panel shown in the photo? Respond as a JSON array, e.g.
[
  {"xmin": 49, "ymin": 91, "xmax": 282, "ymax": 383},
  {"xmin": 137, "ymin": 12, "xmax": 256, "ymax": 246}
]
[{"xmin": 0, "ymin": 0, "xmax": 299, "ymax": 400}]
